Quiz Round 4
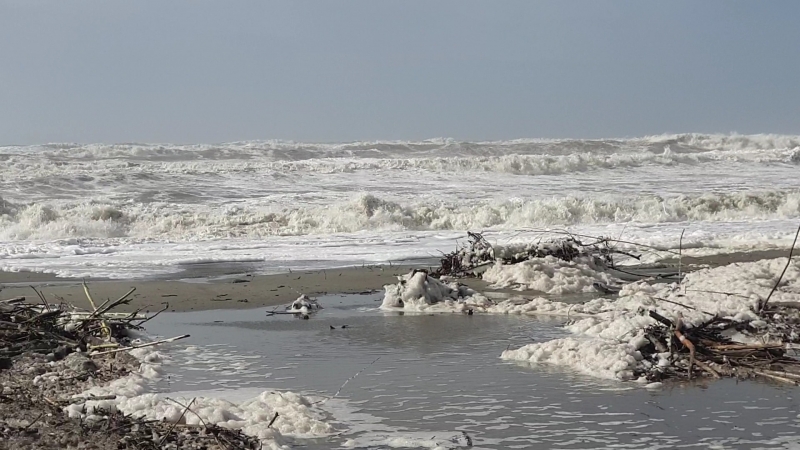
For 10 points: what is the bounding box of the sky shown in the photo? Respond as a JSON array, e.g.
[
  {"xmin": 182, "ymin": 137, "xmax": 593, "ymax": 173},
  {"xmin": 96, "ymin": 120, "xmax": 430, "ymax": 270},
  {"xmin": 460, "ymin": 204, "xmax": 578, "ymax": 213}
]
[{"xmin": 1, "ymin": 0, "xmax": 799, "ymax": 144}]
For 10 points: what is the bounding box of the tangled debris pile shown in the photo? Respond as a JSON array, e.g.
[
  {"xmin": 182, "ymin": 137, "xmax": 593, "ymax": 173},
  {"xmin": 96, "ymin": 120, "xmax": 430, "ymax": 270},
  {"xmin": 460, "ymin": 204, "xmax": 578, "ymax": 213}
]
[
  {"xmin": 501, "ymin": 255, "xmax": 800, "ymax": 385},
  {"xmin": 634, "ymin": 229, "xmax": 800, "ymax": 384},
  {"xmin": 1, "ymin": 386, "xmax": 260, "ymax": 450},
  {"xmin": 433, "ymin": 231, "xmax": 638, "ymax": 278},
  {"xmin": 0, "ymin": 287, "xmax": 259, "ymax": 450},
  {"xmin": 637, "ymin": 308, "xmax": 800, "ymax": 383}
]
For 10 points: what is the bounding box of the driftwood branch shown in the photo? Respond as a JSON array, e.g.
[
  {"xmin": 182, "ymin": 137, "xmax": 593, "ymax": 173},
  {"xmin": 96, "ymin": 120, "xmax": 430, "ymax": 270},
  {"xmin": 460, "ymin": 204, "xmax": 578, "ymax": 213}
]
[
  {"xmin": 89, "ymin": 334, "xmax": 190, "ymax": 357},
  {"xmin": 761, "ymin": 221, "xmax": 800, "ymax": 312}
]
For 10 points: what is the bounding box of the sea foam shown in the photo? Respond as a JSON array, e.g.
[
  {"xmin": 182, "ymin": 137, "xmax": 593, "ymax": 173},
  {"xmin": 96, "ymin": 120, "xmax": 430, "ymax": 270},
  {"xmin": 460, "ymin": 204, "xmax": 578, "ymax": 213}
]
[{"xmin": 3, "ymin": 133, "xmax": 800, "ymax": 278}]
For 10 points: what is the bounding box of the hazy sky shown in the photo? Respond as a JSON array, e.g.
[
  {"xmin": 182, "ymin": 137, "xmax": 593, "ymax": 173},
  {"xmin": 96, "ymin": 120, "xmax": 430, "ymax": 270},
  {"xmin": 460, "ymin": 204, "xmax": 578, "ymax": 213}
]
[{"xmin": 2, "ymin": 0, "xmax": 799, "ymax": 144}]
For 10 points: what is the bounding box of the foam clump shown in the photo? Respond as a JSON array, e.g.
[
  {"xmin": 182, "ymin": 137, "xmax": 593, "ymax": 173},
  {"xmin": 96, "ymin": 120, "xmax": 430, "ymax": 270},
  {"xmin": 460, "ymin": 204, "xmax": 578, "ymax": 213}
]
[
  {"xmin": 287, "ymin": 294, "xmax": 323, "ymax": 315},
  {"xmin": 68, "ymin": 390, "xmax": 331, "ymax": 448},
  {"xmin": 502, "ymin": 258, "xmax": 800, "ymax": 380},
  {"xmin": 482, "ymin": 256, "xmax": 615, "ymax": 295},
  {"xmin": 488, "ymin": 296, "xmax": 609, "ymax": 317},
  {"xmin": 502, "ymin": 337, "xmax": 642, "ymax": 380},
  {"xmin": 68, "ymin": 350, "xmax": 165, "ymax": 401},
  {"xmin": 65, "ymin": 344, "xmax": 332, "ymax": 448},
  {"xmin": 382, "ymin": 269, "xmax": 617, "ymax": 316},
  {"xmin": 381, "ymin": 270, "xmax": 491, "ymax": 312},
  {"xmin": 113, "ymin": 390, "xmax": 331, "ymax": 442}
]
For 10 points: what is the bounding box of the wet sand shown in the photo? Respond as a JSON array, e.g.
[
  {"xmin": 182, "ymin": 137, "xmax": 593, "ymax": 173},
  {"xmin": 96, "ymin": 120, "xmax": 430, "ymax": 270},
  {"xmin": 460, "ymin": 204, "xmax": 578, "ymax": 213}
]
[
  {"xmin": 0, "ymin": 249, "xmax": 791, "ymax": 313},
  {"xmin": 0, "ymin": 265, "xmax": 420, "ymax": 313}
]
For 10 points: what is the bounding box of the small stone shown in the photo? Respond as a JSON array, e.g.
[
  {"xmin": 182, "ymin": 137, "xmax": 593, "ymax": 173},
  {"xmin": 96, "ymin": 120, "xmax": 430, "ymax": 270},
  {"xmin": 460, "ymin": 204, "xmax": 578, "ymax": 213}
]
[
  {"xmin": 64, "ymin": 353, "xmax": 97, "ymax": 373},
  {"xmin": 52, "ymin": 345, "xmax": 72, "ymax": 361}
]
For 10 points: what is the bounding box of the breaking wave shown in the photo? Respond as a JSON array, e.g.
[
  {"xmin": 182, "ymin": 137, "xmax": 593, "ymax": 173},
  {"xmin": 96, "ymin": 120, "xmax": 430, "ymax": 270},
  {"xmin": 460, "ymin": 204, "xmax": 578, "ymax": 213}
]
[
  {"xmin": 2, "ymin": 190, "xmax": 800, "ymax": 241},
  {"xmin": 2, "ymin": 137, "xmax": 799, "ymax": 192},
  {"xmin": 3, "ymin": 132, "xmax": 800, "ymax": 161}
]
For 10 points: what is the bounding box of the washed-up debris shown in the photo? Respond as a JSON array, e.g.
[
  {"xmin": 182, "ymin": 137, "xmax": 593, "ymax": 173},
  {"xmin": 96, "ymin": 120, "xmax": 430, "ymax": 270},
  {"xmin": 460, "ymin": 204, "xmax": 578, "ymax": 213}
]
[
  {"xmin": 500, "ymin": 242, "xmax": 800, "ymax": 385},
  {"xmin": 0, "ymin": 391, "xmax": 260, "ymax": 450},
  {"xmin": 381, "ymin": 269, "xmax": 493, "ymax": 312},
  {"xmin": 433, "ymin": 232, "xmax": 640, "ymax": 278},
  {"xmin": 636, "ymin": 307, "xmax": 800, "ymax": 383},
  {"xmin": 593, "ymin": 281, "xmax": 623, "ymax": 295},
  {"xmin": 287, "ymin": 294, "xmax": 323, "ymax": 313},
  {"xmin": 0, "ymin": 285, "xmax": 262, "ymax": 450},
  {"xmin": 266, "ymin": 294, "xmax": 323, "ymax": 318},
  {"xmin": 0, "ymin": 283, "xmax": 184, "ymax": 362},
  {"xmin": 634, "ymin": 225, "xmax": 800, "ymax": 383}
]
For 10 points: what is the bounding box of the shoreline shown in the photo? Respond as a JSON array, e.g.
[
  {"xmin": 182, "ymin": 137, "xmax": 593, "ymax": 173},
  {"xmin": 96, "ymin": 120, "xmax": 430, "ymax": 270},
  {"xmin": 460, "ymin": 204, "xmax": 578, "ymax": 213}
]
[
  {"xmin": 0, "ymin": 265, "xmax": 419, "ymax": 313},
  {"xmin": 0, "ymin": 248, "xmax": 793, "ymax": 314},
  {"xmin": 2, "ymin": 248, "xmax": 797, "ymax": 448}
]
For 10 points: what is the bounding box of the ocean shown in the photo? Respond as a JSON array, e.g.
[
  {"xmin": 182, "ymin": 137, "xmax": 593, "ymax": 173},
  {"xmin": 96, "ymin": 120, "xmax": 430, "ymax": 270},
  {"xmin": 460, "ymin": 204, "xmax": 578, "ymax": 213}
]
[
  {"xmin": 10, "ymin": 134, "xmax": 800, "ymax": 449},
  {"xmin": 2, "ymin": 133, "xmax": 799, "ymax": 279}
]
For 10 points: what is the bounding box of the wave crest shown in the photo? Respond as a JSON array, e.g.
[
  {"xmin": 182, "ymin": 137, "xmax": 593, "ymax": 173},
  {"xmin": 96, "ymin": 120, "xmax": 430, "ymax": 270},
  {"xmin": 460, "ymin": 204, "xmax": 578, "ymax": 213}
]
[
  {"xmin": 3, "ymin": 133, "xmax": 800, "ymax": 161},
  {"xmin": 2, "ymin": 191, "xmax": 799, "ymax": 241}
]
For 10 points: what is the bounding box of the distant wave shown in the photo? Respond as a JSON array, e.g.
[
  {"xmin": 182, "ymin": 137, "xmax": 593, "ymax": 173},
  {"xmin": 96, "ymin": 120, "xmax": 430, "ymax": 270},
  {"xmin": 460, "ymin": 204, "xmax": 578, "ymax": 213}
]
[
  {"xmin": 1, "ymin": 145, "xmax": 798, "ymax": 189},
  {"xmin": 2, "ymin": 190, "xmax": 800, "ymax": 241},
  {"xmin": 2, "ymin": 133, "xmax": 800, "ymax": 161}
]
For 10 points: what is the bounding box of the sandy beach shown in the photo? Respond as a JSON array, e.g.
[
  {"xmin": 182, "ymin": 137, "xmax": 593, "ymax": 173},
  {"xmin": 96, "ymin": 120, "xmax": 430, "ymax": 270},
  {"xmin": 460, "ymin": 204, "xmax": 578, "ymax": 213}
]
[
  {"xmin": 0, "ymin": 248, "xmax": 791, "ymax": 314},
  {"xmin": 0, "ymin": 265, "xmax": 561, "ymax": 313},
  {"xmin": 0, "ymin": 265, "xmax": 418, "ymax": 313}
]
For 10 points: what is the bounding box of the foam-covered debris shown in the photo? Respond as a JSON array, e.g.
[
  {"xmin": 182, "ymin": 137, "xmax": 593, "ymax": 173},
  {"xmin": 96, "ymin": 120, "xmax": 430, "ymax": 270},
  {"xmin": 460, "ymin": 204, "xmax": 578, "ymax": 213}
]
[
  {"xmin": 502, "ymin": 258, "xmax": 800, "ymax": 381},
  {"xmin": 482, "ymin": 256, "xmax": 616, "ymax": 294}
]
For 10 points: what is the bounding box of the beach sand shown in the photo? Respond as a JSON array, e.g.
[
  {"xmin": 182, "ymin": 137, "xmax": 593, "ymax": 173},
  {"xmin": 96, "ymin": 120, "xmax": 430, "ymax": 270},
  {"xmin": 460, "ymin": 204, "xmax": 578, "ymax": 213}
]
[
  {"xmin": 0, "ymin": 248, "xmax": 790, "ymax": 313},
  {"xmin": 0, "ymin": 265, "xmax": 419, "ymax": 313}
]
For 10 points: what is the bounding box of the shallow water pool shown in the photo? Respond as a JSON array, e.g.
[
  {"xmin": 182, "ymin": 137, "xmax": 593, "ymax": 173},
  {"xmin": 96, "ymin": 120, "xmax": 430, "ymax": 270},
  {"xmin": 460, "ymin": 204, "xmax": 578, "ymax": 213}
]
[{"xmin": 145, "ymin": 292, "xmax": 800, "ymax": 449}]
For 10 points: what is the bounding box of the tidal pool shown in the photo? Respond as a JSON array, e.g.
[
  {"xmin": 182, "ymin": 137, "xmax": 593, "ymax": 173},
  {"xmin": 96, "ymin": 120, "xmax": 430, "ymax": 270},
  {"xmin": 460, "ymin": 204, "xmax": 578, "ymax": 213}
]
[{"xmin": 145, "ymin": 292, "xmax": 800, "ymax": 449}]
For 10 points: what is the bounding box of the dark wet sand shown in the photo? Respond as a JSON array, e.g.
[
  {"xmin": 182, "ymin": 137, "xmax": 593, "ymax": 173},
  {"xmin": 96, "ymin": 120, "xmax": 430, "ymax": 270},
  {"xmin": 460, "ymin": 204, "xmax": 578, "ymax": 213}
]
[
  {"xmin": 0, "ymin": 249, "xmax": 791, "ymax": 313},
  {"xmin": 0, "ymin": 265, "xmax": 419, "ymax": 313}
]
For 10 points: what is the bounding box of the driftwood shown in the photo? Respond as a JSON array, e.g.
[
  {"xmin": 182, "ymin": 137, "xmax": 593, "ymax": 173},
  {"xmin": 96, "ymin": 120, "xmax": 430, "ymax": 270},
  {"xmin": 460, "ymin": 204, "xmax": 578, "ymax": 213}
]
[
  {"xmin": 638, "ymin": 221, "xmax": 800, "ymax": 386},
  {"xmin": 0, "ymin": 286, "xmax": 255, "ymax": 449},
  {"xmin": 0, "ymin": 392, "xmax": 260, "ymax": 450},
  {"xmin": 432, "ymin": 231, "xmax": 650, "ymax": 281},
  {"xmin": 89, "ymin": 334, "xmax": 190, "ymax": 357},
  {"xmin": 430, "ymin": 232, "xmax": 656, "ymax": 284},
  {"xmin": 760, "ymin": 222, "xmax": 800, "ymax": 312},
  {"xmin": 1, "ymin": 283, "xmax": 187, "ymax": 365},
  {"xmin": 637, "ymin": 309, "xmax": 800, "ymax": 384}
]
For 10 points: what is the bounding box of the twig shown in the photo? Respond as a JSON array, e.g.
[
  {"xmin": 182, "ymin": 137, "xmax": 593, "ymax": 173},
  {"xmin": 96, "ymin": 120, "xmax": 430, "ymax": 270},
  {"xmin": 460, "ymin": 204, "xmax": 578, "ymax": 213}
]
[
  {"xmin": 29, "ymin": 286, "xmax": 50, "ymax": 312},
  {"xmin": 653, "ymin": 297, "xmax": 715, "ymax": 316},
  {"xmin": 685, "ymin": 289, "xmax": 753, "ymax": 300},
  {"xmin": 165, "ymin": 397, "xmax": 226, "ymax": 449},
  {"xmin": 82, "ymin": 280, "xmax": 111, "ymax": 338},
  {"xmin": 755, "ymin": 368, "xmax": 800, "ymax": 381},
  {"xmin": 165, "ymin": 397, "xmax": 207, "ymax": 427},
  {"xmin": 93, "ymin": 287, "xmax": 136, "ymax": 317},
  {"xmin": 674, "ymin": 327, "xmax": 695, "ymax": 380},
  {"xmin": 611, "ymin": 266, "xmax": 679, "ymax": 281},
  {"xmin": 23, "ymin": 412, "xmax": 45, "ymax": 431},
  {"xmin": 89, "ymin": 334, "xmax": 190, "ymax": 356},
  {"xmin": 693, "ymin": 358, "xmax": 721, "ymax": 379},
  {"xmin": 267, "ymin": 412, "xmax": 279, "ymax": 428},
  {"xmin": 754, "ymin": 370, "xmax": 798, "ymax": 385},
  {"xmin": 709, "ymin": 343, "xmax": 784, "ymax": 351},
  {"xmin": 761, "ymin": 221, "xmax": 800, "ymax": 312},
  {"xmin": 132, "ymin": 302, "xmax": 169, "ymax": 326},
  {"xmin": 677, "ymin": 228, "xmax": 685, "ymax": 287},
  {"xmin": 159, "ymin": 398, "xmax": 196, "ymax": 446},
  {"xmin": 315, "ymin": 356, "xmax": 381, "ymax": 404}
]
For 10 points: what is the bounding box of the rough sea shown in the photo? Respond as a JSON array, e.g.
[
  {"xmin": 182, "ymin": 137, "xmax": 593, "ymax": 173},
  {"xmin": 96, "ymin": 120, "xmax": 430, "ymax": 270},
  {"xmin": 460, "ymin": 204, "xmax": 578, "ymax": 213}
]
[
  {"xmin": 13, "ymin": 135, "xmax": 800, "ymax": 449},
  {"xmin": 2, "ymin": 133, "xmax": 800, "ymax": 278}
]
